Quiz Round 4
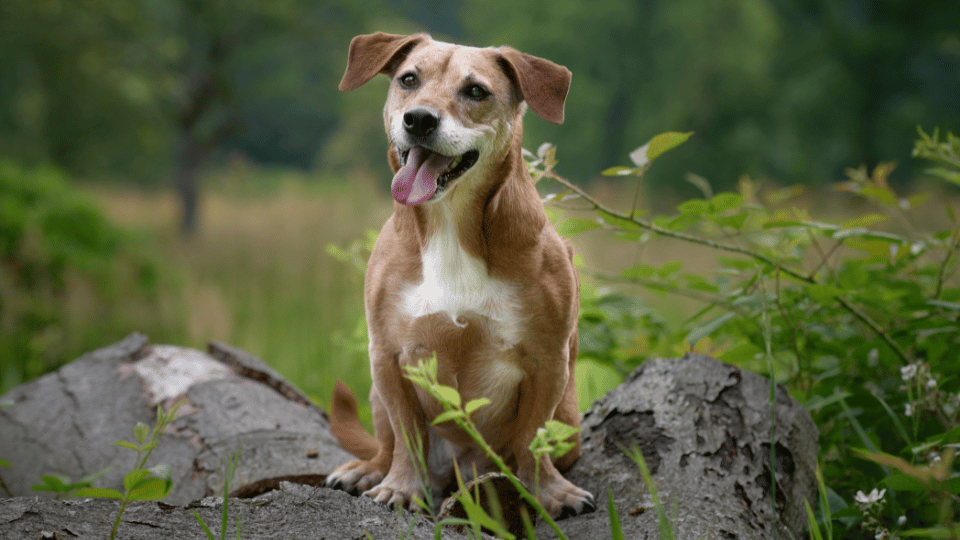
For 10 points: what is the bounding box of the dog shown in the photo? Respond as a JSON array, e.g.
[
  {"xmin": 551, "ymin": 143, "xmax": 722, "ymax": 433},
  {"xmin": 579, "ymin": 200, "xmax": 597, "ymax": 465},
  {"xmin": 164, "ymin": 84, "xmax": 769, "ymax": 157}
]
[{"xmin": 324, "ymin": 31, "xmax": 595, "ymax": 520}]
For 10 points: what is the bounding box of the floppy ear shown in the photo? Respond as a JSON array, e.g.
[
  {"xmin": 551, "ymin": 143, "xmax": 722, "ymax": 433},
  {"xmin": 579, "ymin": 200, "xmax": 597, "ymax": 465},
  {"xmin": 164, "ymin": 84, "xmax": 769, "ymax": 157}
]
[
  {"xmin": 497, "ymin": 47, "xmax": 572, "ymax": 124},
  {"xmin": 339, "ymin": 32, "xmax": 428, "ymax": 91}
]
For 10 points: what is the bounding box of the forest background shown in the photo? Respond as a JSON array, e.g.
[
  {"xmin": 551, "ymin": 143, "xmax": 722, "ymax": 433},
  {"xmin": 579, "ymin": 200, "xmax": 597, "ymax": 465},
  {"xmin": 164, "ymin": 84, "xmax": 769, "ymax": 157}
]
[{"xmin": 2, "ymin": 1, "xmax": 959, "ymax": 537}]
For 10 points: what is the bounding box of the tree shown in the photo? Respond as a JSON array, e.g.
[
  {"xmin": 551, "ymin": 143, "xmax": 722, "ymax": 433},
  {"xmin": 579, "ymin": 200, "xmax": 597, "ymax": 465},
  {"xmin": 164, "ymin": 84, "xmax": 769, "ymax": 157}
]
[{"xmin": 458, "ymin": 0, "xmax": 960, "ymax": 191}]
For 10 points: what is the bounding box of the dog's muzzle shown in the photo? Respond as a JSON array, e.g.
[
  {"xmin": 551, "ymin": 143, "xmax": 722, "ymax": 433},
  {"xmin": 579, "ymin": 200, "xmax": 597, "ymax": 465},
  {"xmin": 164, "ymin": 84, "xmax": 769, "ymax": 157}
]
[{"xmin": 391, "ymin": 106, "xmax": 479, "ymax": 206}]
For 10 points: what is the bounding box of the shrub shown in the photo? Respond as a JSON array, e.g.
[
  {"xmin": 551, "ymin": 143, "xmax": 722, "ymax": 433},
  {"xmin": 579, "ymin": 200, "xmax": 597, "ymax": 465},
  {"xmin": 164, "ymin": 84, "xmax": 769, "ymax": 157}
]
[
  {"xmin": 533, "ymin": 128, "xmax": 960, "ymax": 539},
  {"xmin": 0, "ymin": 160, "xmax": 163, "ymax": 392}
]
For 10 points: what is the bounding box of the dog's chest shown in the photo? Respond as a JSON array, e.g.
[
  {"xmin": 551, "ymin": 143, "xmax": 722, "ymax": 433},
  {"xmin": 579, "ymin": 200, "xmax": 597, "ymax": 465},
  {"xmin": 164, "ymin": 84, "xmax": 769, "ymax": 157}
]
[{"xmin": 400, "ymin": 229, "xmax": 522, "ymax": 348}]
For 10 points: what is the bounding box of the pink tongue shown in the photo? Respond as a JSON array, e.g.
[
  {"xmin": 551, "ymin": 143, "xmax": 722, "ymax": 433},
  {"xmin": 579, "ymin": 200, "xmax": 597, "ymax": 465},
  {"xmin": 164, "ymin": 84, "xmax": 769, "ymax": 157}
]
[{"xmin": 391, "ymin": 147, "xmax": 456, "ymax": 205}]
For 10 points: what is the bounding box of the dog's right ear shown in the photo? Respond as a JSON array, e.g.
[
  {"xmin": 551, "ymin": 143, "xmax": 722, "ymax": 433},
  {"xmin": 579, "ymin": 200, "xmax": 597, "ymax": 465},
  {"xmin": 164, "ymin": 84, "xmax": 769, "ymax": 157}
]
[{"xmin": 339, "ymin": 32, "xmax": 428, "ymax": 91}]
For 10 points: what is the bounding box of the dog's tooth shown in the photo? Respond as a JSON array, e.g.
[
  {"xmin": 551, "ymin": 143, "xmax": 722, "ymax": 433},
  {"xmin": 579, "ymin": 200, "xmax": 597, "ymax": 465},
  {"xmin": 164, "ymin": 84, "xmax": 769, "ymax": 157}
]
[{"xmin": 447, "ymin": 155, "xmax": 461, "ymax": 172}]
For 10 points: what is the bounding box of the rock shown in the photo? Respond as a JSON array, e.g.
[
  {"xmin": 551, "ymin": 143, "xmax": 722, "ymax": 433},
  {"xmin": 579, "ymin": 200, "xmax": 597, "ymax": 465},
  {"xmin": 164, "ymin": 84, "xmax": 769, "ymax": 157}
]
[
  {"xmin": 544, "ymin": 353, "xmax": 819, "ymax": 540},
  {"xmin": 0, "ymin": 338, "xmax": 817, "ymax": 540},
  {"xmin": 0, "ymin": 334, "xmax": 351, "ymax": 504},
  {"xmin": 0, "ymin": 482, "xmax": 484, "ymax": 540}
]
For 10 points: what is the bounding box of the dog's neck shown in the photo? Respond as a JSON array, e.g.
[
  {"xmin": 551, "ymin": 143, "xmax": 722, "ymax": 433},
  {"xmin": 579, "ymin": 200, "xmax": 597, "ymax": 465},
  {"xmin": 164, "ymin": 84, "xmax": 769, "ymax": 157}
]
[{"xmin": 391, "ymin": 124, "xmax": 546, "ymax": 275}]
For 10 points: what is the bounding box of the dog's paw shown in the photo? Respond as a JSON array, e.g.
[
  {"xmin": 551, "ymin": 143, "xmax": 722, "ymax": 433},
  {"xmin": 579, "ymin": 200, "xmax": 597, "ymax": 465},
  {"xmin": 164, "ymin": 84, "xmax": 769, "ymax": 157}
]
[
  {"xmin": 363, "ymin": 475, "xmax": 422, "ymax": 513},
  {"xmin": 325, "ymin": 459, "xmax": 385, "ymax": 495},
  {"xmin": 539, "ymin": 476, "xmax": 596, "ymax": 520}
]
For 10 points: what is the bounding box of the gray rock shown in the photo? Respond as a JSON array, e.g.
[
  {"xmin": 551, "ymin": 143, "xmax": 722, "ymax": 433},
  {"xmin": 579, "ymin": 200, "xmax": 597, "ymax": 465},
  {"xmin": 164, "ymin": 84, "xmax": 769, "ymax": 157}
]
[
  {"xmin": 0, "ymin": 334, "xmax": 351, "ymax": 504},
  {"xmin": 0, "ymin": 482, "xmax": 483, "ymax": 539},
  {"xmin": 544, "ymin": 353, "xmax": 818, "ymax": 539}
]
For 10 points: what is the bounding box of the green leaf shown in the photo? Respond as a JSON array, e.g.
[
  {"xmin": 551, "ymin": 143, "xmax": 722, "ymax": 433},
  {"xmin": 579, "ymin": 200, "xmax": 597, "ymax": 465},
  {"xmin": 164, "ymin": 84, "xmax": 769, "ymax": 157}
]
[
  {"xmin": 686, "ymin": 312, "xmax": 736, "ymax": 347},
  {"xmin": 549, "ymin": 441, "xmax": 575, "ymax": 459},
  {"xmin": 0, "ymin": 458, "xmax": 10, "ymax": 467},
  {"xmin": 127, "ymin": 477, "xmax": 173, "ymax": 501},
  {"xmin": 557, "ymin": 217, "xmax": 602, "ymax": 237},
  {"xmin": 646, "ymin": 131, "xmax": 694, "ymax": 162},
  {"xmin": 608, "ymin": 486, "xmax": 625, "ymax": 540},
  {"xmin": 710, "ymin": 193, "xmax": 743, "ymax": 213},
  {"xmin": 804, "ymin": 499, "xmax": 823, "ymax": 540},
  {"xmin": 134, "ymin": 422, "xmax": 150, "ymax": 445},
  {"xmin": 807, "ymin": 284, "xmax": 843, "ymax": 303},
  {"xmin": 622, "ymin": 264, "xmax": 656, "ymax": 279},
  {"xmin": 75, "ymin": 487, "xmax": 125, "ymax": 499},
  {"xmin": 32, "ymin": 475, "xmax": 69, "ymax": 492},
  {"xmin": 124, "ymin": 469, "xmax": 151, "ymax": 491},
  {"xmin": 711, "ymin": 212, "xmax": 749, "ymax": 230},
  {"xmin": 804, "ymin": 391, "xmax": 852, "ymax": 411},
  {"xmin": 433, "ymin": 385, "xmax": 461, "ymax": 408},
  {"xmin": 677, "ymin": 199, "xmax": 710, "ymax": 216},
  {"xmin": 658, "ymin": 261, "xmax": 682, "ymax": 277},
  {"xmin": 465, "ymin": 398, "xmax": 491, "ymax": 415},
  {"xmin": 543, "ymin": 420, "xmax": 581, "ymax": 442},
  {"xmin": 842, "ymin": 213, "xmax": 888, "ymax": 229},
  {"xmin": 602, "ymin": 166, "xmax": 638, "ymax": 177},
  {"xmin": 882, "ymin": 473, "xmax": 928, "ymax": 492},
  {"xmin": 112, "ymin": 440, "xmax": 140, "ymax": 451},
  {"xmin": 193, "ymin": 510, "xmax": 217, "ymax": 540},
  {"xmin": 431, "ymin": 410, "xmax": 463, "ymax": 425}
]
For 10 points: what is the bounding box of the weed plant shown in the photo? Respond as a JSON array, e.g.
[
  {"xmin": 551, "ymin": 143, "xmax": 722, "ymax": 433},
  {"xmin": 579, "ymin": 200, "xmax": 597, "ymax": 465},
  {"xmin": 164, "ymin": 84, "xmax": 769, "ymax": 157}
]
[{"xmin": 28, "ymin": 402, "xmax": 180, "ymax": 539}]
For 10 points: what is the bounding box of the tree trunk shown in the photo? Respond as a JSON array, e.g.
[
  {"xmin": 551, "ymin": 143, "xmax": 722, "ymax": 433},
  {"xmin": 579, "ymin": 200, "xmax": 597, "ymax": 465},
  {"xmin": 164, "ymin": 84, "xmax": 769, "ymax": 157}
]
[{"xmin": 175, "ymin": 129, "xmax": 205, "ymax": 236}]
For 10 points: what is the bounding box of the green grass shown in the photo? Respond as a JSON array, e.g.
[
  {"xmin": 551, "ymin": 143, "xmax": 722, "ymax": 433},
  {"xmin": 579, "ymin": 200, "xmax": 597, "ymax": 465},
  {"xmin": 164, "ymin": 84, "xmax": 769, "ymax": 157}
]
[{"xmin": 87, "ymin": 172, "xmax": 389, "ymax": 418}]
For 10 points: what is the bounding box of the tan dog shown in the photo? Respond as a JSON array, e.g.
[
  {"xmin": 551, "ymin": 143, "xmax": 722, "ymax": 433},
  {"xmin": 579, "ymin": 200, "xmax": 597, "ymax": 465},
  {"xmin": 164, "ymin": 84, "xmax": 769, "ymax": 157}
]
[{"xmin": 325, "ymin": 32, "xmax": 594, "ymax": 519}]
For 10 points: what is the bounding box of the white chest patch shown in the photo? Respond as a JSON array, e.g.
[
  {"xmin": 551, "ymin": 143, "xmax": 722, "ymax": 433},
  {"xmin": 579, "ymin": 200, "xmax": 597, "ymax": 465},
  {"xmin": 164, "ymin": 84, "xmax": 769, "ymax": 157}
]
[{"xmin": 401, "ymin": 220, "xmax": 523, "ymax": 348}]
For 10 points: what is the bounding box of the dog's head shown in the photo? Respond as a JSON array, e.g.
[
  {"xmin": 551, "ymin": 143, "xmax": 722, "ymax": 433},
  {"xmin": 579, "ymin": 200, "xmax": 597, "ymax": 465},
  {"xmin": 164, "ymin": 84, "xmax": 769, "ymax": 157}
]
[{"xmin": 340, "ymin": 32, "xmax": 571, "ymax": 206}]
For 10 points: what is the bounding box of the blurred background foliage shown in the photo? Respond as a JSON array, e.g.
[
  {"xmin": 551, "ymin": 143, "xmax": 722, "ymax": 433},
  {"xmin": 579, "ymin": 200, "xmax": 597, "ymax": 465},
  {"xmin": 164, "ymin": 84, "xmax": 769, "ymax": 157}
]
[{"xmin": 2, "ymin": 0, "xmax": 958, "ymax": 194}]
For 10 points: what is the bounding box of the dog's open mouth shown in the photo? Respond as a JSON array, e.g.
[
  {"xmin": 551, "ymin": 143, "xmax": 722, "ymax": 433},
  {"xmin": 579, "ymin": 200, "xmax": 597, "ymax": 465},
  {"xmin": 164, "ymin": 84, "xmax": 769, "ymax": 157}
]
[{"xmin": 392, "ymin": 147, "xmax": 479, "ymax": 205}]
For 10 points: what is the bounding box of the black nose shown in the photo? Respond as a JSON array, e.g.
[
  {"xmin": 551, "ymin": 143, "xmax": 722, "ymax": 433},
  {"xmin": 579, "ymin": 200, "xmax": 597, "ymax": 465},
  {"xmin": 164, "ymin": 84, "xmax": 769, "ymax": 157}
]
[{"xmin": 403, "ymin": 106, "xmax": 440, "ymax": 138}]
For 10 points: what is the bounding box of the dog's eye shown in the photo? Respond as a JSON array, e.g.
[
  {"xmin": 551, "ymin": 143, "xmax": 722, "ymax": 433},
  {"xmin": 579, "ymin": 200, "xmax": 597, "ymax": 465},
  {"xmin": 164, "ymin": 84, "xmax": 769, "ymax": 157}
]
[
  {"xmin": 463, "ymin": 84, "xmax": 490, "ymax": 101},
  {"xmin": 398, "ymin": 73, "xmax": 418, "ymax": 88}
]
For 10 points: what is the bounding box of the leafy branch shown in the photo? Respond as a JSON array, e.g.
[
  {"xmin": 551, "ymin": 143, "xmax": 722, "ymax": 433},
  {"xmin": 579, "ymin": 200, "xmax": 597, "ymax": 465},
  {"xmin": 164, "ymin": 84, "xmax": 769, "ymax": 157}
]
[{"xmin": 534, "ymin": 136, "xmax": 912, "ymax": 365}]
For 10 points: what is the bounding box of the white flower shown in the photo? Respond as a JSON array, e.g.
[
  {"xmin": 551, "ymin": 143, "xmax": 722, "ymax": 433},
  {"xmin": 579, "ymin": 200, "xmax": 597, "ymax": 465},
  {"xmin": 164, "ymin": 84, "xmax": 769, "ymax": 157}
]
[
  {"xmin": 876, "ymin": 531, "xmax": 889, "ymax": 540},
  {"xmin": 898, "ymin": 515, "xmax": 907, "ymax": 526},
  {"xmin": 926, "ymin": 378, "xmax": 937, "ymax": 388},
  {"xmin": 855, "ymin": 488, "xmax": 886, "ymax": 504},
  {"xmin": 904, "ymin": 403, "xmax": 913, "ymax": 417},
  {"xmin": 901, "ymin": 364, "xmax": 917, "ymax": 381}
]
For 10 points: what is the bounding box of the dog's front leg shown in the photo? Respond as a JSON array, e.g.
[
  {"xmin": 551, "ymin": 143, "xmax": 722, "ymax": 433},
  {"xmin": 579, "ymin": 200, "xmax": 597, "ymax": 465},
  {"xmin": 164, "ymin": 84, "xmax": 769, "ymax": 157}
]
[
  {"xmin": 361, "ymin": 348, "xmax": 429, "ymax": 511},
  {"xmin": 512, "ymin": 346, "xmax": 596, "ymax": 519}
]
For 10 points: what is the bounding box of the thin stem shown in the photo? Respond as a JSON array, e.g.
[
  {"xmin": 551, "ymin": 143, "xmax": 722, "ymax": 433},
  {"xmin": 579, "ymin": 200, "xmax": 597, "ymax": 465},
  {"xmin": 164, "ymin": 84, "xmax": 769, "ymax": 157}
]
[
  {"xmin": 629, "ymin": 164, "xmax": 649, "ymax": 219},
  {"xmin": 547, "ymin": 171, "xmax": 810, "ymax": 283},
  {"xmin": 453, "ymin": 417, "xmax": 569, "ymax": 540},
  {"xmin": 0, "ymin": 474, "xmax": 13, "ymax": 497},
  {"xmin": 935, "ymin": 231, "xmax": 959, "ymax": 299}
]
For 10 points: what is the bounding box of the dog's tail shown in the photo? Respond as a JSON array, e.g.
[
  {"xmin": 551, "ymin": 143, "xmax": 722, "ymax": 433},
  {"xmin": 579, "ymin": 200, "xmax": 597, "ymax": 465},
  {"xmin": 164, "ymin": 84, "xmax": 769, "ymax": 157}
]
[{"xmin": 330, "ymin": 380, "xmax": 379, "ymax": 460}]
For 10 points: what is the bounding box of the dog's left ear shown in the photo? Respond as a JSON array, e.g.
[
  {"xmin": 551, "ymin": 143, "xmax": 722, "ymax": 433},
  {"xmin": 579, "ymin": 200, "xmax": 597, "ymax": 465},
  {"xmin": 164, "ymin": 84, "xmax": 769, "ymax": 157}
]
[
  {"xmin": 340, "ymin": 32, "xmax": 428, "ymax": 91},
  {"xmin": 498, "ymin": 48, "xmax": 572, "ymax": 125}
]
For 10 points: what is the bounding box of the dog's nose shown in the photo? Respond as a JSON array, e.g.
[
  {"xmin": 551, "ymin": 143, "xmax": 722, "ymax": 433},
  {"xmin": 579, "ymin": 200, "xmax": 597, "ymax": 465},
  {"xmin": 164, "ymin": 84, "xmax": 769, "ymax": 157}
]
[{"xmin": 403, "ymin": 106, "xmax": 440, "ymax": 138}]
